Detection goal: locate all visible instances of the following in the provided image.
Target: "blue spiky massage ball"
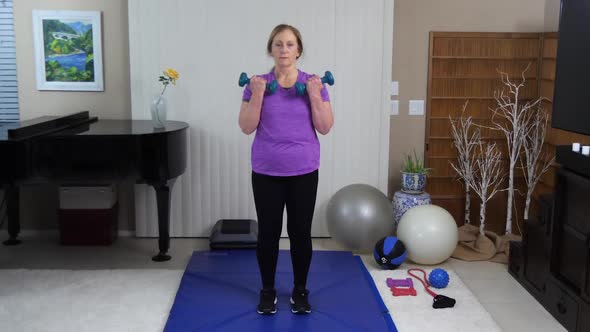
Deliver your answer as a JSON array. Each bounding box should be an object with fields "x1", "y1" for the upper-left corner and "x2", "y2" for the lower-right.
[{"x1": 428, "y1": 268, "x2": 450, "y2": 289}]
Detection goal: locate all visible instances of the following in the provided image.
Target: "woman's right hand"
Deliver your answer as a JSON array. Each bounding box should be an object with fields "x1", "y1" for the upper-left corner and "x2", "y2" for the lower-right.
[{"x1": 249, "y1": 76, "x2": 267, "y2": 97}]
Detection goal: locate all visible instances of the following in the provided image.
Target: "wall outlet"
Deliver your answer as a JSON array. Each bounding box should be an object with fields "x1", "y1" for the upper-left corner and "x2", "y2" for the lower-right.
[
  {"x1": 409, "y1": 100, "x2": 424, "y2": 115},
  {"x1": 390, "y1": 100, "x2": 399, "y2": 115}
]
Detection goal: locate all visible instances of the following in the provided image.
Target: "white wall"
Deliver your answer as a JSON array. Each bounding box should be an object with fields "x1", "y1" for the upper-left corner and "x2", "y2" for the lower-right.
[
  {"x1": 129, "y1": 0, "x2": 393, "y2": 237},
  {"x1": 545, "y1": 0, "x2": 561, "y2": 31},
  {"x1": 389, "y1": 0, "x2": 547, "y2": 195},
  {"x1": 14, "y1": 0, "x2": 130, "y2": 120},
  {"x1": 9, "y1": 0, "x2": 551, "y2": 232},
  {"x1": 13, "y1": 0, "x2": 134, "y2": 231}
]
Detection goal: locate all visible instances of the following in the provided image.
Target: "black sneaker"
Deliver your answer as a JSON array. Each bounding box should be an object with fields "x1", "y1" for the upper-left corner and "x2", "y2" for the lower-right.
[
  {"x1": 290, "y1": 288, "x2": 311, "y2": 314},
  {"x1": 257, "y1": 288, "x2": 277, "y2": 315}
]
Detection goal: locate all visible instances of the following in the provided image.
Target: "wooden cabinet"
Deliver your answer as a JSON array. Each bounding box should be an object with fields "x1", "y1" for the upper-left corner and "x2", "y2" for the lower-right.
[
  {"x1": 510, "y1": 147, "x2": 590, "y2": 332},
  {"x1": 509, "y1": 196, "x2": 552, "y2": 303},
  {"x1": 523, "y1": 218, "x2": 551, "y2": 294},
  {"x1": 545, "y1": 277, "x2": 580, "y2": 332}
]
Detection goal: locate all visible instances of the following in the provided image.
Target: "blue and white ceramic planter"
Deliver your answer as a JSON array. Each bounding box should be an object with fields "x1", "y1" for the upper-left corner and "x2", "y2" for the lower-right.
[
  {"x1": 401, "y1": 172, "x2": 427, "y2": 194},
  {"x1": 392, "y1": 190, "x2": 432, "y2": 230}
]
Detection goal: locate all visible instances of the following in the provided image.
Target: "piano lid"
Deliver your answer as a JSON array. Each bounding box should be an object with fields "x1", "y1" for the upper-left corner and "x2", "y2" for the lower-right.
[
  {"x1": 46, "y1": 119, "x2": 189, "y2": 137},
  {"x1": 0, "y1": 111, "x2": 97, "y2": 141},
  {"x1": 0, "y1": 112, "x2": 188, "y2": 140}
]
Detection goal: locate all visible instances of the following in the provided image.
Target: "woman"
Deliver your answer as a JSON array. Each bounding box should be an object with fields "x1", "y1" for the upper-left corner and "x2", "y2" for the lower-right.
[{"x1": 239, "y1": 24, "x2": 334, "y2": 315}]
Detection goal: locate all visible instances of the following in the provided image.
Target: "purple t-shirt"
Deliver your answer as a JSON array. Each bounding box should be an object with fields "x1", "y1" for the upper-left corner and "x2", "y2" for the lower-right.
[{"x1": 242, "y1": 69, "x2": 330, "y2": 176}]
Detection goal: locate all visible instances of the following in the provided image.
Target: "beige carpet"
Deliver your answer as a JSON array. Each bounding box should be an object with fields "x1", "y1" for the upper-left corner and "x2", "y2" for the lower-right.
[{"x1": 0, "y1": 260, "x2": 501, "y2": 332}]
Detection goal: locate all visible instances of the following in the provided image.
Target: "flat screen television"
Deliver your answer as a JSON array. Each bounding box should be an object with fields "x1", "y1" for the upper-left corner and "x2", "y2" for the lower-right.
[{"x1": 552, "y1": 0, "x2": 590, "y2": 136}]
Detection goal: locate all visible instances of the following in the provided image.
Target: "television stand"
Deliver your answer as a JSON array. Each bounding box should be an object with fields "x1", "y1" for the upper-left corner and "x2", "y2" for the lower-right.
[{"x1": 509, "y1": 145, "x2": 590, "y2": 332}]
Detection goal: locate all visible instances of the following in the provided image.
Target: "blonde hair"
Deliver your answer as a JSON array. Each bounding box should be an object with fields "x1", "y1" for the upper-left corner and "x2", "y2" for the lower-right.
[{"x1": 266, "y1": 24, "x2": 303, "y2": 59}]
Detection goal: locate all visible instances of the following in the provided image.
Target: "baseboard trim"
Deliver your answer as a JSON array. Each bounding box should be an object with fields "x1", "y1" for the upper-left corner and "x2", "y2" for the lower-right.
[
  {"x1": 12, "y1": 231, "x2": 331, "y2": 239},
  {"x1": 17, "y1": 229, "x2": 136, "y2": 237}
]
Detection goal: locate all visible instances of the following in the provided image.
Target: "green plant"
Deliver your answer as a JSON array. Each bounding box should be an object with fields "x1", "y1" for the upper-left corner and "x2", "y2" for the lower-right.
[{"x1": 401, "y1": 150, "x2": 431, "y2": 174}]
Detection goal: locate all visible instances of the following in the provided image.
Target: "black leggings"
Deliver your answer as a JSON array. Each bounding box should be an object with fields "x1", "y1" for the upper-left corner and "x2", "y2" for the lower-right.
[{"x1": 252, "y1": 170, "x2": 318, "y2": 290}]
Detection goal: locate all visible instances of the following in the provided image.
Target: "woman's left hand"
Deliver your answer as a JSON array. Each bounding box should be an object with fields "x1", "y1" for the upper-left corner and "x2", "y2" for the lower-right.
[{"x1": 306, "y1": 76, "x2": 324, "y2": 98}]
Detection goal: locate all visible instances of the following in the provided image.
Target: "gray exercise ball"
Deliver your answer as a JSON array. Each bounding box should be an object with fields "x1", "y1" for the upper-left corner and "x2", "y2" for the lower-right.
[{"x1": 326, "y1": 183, "x2": 394, "y2": 253}]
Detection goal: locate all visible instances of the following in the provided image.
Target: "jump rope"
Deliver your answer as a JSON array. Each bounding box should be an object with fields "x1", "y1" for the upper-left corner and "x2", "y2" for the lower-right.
[{"x1": 407, "y1": 268, "x2": 456, "y2": 309}]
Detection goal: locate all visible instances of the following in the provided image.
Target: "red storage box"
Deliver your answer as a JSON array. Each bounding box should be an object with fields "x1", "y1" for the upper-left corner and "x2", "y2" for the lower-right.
[{"x1": 58, "y1": 185, "x2": 118, "y2": 246}]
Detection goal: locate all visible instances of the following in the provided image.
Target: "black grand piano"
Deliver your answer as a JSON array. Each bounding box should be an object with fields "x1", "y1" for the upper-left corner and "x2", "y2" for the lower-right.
[{"x1": 0, "y1": 111, "x2": 188, "y2": 261}]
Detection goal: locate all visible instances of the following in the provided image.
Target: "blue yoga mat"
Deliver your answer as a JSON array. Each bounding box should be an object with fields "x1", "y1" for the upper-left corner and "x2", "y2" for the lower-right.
[{"x1": 165, "y1": 250, "x2": 396, "y2": 332}]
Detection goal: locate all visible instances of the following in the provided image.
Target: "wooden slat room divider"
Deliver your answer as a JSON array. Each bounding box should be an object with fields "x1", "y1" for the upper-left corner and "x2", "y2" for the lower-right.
[
  {"x1": 426, "y1": 31, "x2": 590, "y2": 235},
  {"x1": 425, "y1": 32, "x2": 541, "y2": 235}
]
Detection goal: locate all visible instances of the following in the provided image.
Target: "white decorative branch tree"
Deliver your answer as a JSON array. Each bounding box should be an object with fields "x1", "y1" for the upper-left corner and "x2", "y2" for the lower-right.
[
  {"x1": 491, "y1": 64, "x2": 542, "y2": 234},
  {"x1": 458, "y1": 141, "x2": 505, "y2": 235},
  {"x1": 449, "y1": 102, "x2": 481, "y2": 225},
  {"x1": 521, "y1": 109, "x2": 555, "y2": 220}
]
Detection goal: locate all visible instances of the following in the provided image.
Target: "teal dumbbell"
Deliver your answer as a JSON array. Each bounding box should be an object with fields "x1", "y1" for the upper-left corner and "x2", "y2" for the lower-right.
[
  {"x1": 295, "y1": 71, "x2": 335, "y2": 96},
  {"x1": 238, "y1": 72, "x2": 278, "y2": 94}
]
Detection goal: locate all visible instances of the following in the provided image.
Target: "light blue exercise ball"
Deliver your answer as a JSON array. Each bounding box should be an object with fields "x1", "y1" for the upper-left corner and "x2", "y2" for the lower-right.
[{"x1": 326, "y1": 184, "x2": 394, "y2": 253}]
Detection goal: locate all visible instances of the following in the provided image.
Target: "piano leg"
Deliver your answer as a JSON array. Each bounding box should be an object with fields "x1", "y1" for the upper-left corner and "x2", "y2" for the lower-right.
[
  {"x1": 3, "y1": 184, "x2": 22, "y2": 245},
  {"x1": 150, "y1": 179, "x2": 176, "y2": 261}
]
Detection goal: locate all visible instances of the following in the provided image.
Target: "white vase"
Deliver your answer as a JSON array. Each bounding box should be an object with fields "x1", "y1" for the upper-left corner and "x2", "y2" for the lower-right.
[{"x1": 150, "y1": 95, "x2": 167, "y2": 128}]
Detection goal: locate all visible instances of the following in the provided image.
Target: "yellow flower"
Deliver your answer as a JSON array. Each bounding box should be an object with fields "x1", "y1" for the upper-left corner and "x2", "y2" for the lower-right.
[
  {"x1": 158, "y1": 67, "x2": 180, "y2": 96},
  {"x1": 164, "y1": 68, "x2": 179, "y2": 84}
]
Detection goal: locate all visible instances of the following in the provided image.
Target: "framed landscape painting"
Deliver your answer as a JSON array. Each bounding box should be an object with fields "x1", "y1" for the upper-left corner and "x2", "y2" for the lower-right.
[{"x1": 32, "y1": 10, "x2": 103, "y2": 91}]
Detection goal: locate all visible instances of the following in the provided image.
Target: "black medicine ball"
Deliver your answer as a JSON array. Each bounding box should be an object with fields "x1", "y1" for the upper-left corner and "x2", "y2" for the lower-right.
[{"x1": 373, "y1": 236, "x2": 407, "y2": 269}]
